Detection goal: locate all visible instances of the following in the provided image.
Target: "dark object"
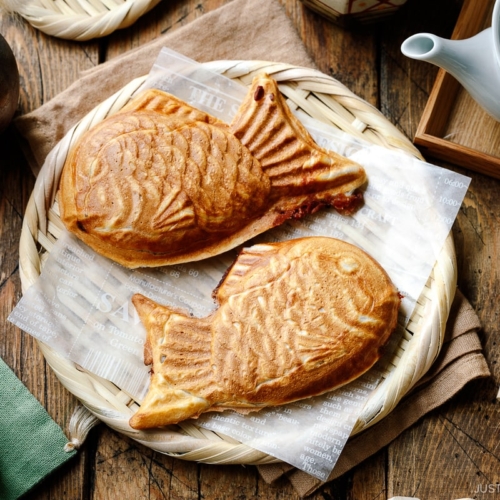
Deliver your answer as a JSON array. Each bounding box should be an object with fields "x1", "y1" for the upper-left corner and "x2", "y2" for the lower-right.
[{"x1": 0, "y1": 33, "x2": 19, "y2": 133}]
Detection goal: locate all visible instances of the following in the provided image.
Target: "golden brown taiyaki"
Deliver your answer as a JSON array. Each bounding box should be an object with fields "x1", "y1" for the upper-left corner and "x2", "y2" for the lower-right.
[
  {"x1": 129, "y1": 237, "x2": 400, "y2": 430},
  {"x1": 60, "y1": 74, "x2": 367, "y2": 268}
]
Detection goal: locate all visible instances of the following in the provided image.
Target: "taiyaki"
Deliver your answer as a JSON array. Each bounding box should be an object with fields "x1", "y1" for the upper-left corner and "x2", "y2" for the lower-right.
[
  {"x1": 129, "y1": 237, "x2": 400, "y2": 430},
  {"x1": 59, "y1": 74, "x2": 367, "y2": 268}
]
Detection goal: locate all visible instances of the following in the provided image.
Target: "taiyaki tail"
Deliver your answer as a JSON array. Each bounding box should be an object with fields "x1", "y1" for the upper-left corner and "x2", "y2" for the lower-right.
[
  {"x1": 130, "y1": 294, "x2": 215, "y2": 430},
  {"x1": 230, "y1": 74, "x2": 367, "y2": 210}
]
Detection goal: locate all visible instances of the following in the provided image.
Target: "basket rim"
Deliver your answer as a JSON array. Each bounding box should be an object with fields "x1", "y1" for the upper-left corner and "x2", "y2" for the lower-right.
[
  {"x1": 2, "y1": 0, "x2": 162, "y2": 40},
  {"x1": 18, "y1": 60, "x2": 457, "y2": 466}
]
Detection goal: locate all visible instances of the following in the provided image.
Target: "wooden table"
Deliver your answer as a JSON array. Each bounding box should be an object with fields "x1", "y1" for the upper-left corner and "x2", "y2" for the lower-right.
[{"x1": 1, "y1": 0, "x2": 499, "y2": 498}]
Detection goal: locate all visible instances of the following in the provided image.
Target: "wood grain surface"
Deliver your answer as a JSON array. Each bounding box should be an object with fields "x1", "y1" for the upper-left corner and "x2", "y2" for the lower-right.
[{"x1": 1, "y1": 0, "x2": 499, "y2": 499}]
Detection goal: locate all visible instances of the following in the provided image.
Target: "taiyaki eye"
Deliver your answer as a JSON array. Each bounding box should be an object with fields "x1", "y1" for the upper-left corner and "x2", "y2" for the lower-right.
[{"x1": 254, "y1": 85, "x2": 265, "y2": 101}]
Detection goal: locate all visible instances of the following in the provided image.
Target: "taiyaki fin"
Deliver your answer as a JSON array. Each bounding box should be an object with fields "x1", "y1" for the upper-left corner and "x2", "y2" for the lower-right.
[
  {"x1": 230, "y1": 74, "x2": 367, "y2": 206},
  {"x1": 215, "y1": 243, "x2": 285, "y2": 301},
  {"x1": 121, "y1": 88, "x2": 227, "y2": 129}
]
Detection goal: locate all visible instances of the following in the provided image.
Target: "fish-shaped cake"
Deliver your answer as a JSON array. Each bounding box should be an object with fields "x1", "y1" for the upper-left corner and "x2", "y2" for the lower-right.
[
  {"x1": 129, "y1": 236, "x2": 400, "y2": 430},
  {"x1": 60, "y1": 74, "x2": 367, "y2": 268}
]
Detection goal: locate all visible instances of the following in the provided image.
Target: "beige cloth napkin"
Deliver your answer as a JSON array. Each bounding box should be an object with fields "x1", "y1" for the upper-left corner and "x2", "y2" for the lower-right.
[{"x1": 14, "y1": 0, "x2": 490, "y2": 496}]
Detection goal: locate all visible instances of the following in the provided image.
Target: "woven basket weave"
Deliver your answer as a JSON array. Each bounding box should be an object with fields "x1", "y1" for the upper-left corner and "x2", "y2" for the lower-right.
[
  {"x1": 19, "y1": 61, "x2": 457, "y2": 464},
  {"x1": 0, "y1": 0, "x2": 161, "y2": 40}
]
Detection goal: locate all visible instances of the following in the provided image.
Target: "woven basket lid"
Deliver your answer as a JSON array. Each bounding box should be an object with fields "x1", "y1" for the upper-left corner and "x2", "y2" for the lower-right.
[{"x1": 0, "y1": 0, "x2": 162, "y2": 40}]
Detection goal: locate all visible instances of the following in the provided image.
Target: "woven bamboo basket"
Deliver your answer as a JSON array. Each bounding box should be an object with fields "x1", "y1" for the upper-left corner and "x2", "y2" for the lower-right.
[
  {"x1": 18, "y1": 61, "x2": 457, "y2": 464},
  {"x1": 0, "y1": 0, "x2": 161, "y2": 40}
]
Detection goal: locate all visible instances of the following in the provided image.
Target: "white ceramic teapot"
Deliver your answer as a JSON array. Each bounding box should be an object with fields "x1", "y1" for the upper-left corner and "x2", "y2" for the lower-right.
[{"x1": 401, "y1": 0, "x2": 500, "y2": 122}]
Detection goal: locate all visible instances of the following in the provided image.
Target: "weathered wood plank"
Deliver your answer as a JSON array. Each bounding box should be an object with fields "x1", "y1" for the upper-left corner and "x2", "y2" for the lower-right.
[
  {"x1": 378, "y1": 0, "x2": 462, "y2": 141},
  {"x1": 1, "y1": 14, "x2": 100, "y2": 114},
  {"x1": 0, "y1": 9, "x2": 99, "y2": 500},
  {"x1": 280, "y1": 0, "x2": 379, "y2": 107},
  {"x1": 350, "y1": 449, "x2": 387, "y2": 500}
]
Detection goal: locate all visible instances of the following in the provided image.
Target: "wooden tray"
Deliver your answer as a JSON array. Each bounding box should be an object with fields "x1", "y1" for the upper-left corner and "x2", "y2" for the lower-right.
[{"x1": 413, "y1": 0, "x2": 500, "y2": 179}]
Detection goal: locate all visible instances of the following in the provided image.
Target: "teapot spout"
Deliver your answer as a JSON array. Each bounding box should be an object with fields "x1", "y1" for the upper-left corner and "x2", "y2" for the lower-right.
[
  {"x1": 401, "y1": 33, "x2": 450, "y2": 66},
  {"x1": 401, "y1": 29, "x2": 500, "y2": 122}
]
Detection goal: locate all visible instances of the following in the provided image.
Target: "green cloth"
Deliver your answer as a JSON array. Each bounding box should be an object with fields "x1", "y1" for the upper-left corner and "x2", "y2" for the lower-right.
[{"x1": 0, "y1": 356, "x2": 76, "y2": 499}]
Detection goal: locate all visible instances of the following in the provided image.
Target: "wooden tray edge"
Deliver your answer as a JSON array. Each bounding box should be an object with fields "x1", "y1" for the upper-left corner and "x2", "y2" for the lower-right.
[{"x1": 413, "y1": 0, "x2": 500, "y2": 179}]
